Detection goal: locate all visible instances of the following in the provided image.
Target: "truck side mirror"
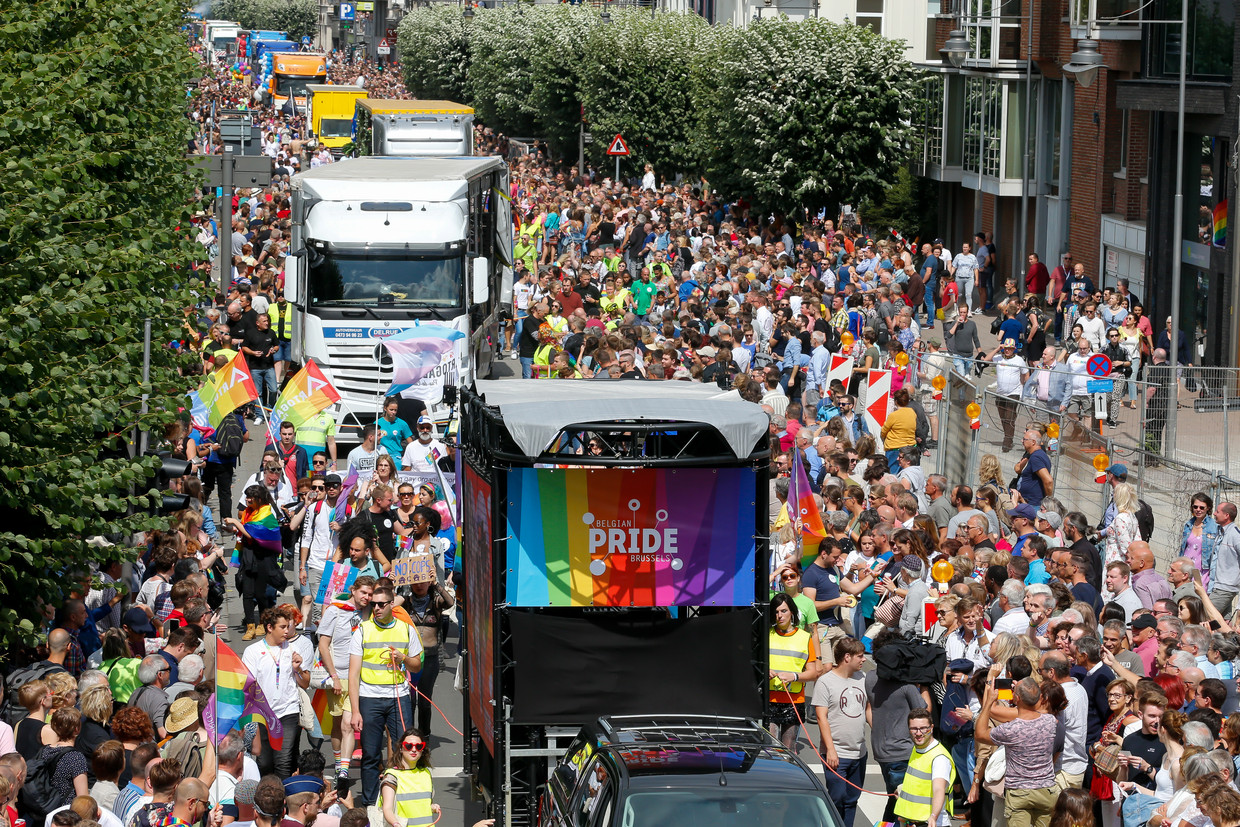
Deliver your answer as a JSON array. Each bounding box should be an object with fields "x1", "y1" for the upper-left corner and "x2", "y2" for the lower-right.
[
  {"x1": 472, "y1": 256, "x2": 489, "y2": 305},
  {"x1": 285, "y1": 254, "x2": 301, "y2": 303}
]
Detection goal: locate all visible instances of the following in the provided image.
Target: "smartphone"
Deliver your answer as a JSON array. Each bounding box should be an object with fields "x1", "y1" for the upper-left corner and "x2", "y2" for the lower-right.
[{"x1": 995, "y1": 677, "x2": 1014, "y2": 702}]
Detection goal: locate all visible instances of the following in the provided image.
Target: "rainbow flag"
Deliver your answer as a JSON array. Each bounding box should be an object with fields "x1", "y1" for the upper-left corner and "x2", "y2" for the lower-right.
[
  {"x1": 268, "y1": 359, "x2": 341, "y2": 434},
  {"x1": 1214, "y1": 201, "x2": 1228, "y2": 248},
  {"x1": 790, "y1": 452, "x2": 827, "y2": 570},
  {"x1": 196, "y1": 352, "x2": 259, "y2": 428},
  {"x1": 241, "y1": 504, "x2": 283, "y2": 555},
  {"x1": 308, "y1": 687, "x2": 333, "y2": 740},
  {"x1": 204, "y1": 640, "x2": 284, "y2": 749}
]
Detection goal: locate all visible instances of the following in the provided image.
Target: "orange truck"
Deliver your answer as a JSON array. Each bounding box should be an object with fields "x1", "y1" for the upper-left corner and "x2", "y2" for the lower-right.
[{"x1": 264, "y1": 52, "x2": 327, "y2": 111}]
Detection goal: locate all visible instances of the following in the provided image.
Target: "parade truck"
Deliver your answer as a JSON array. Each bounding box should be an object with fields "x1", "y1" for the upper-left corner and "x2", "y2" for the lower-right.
[
  {"x1": 203, "y1": 20, "x2": 241, "y2": 63},
  {"x1": 353, "y1": 99, "x2": 475, "y2": 157},
  {"x1": 285, "y1": 156, "x2": 512, "y2": 438},
  {"x1": 459, "y1": 380, "x2": 784, "y2": 827},
  {"x1": 263, "y1": 52, "x2": 327, "y2": 111},
  {"x1": 250, "y1": 36, "x2": 298, "y2": 68},
  {"x1": 307, "y1": 85, "x2": 368, "y2": 155}
]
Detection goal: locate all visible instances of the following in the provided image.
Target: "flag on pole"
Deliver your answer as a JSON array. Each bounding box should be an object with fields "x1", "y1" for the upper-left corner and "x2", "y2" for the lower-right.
[
  {"x1": 205, "y1": 640, "x2": 284, "y2": 749},
  {"x1": 378, "y1": 324, "x2": 466, "y2": 396},
  {"x1": 790, "y1": 452, "x2": 827, "y2": 570},
  {"x1": 196, "y1": 352, "x2": 259, "y2": 427},
  {"x1": 240, "y1": 503, "x2": 283, "y2": 555},
  {"x1": 308, "y1": 688, "x2": 333, "y2": 741},
  {"x1": 1214, "y1": 201, "x2": 1228, "y2": 248},
  {"x1": 268, "y1": 359, "x2": 341, "y2": 434},
  {"x1": 865, "y1": 369, "x2": 892, "y2": 436}
]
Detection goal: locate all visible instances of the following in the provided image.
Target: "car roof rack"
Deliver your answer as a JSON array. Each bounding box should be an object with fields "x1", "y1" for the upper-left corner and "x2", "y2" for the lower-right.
[{"x1": 596, "y1": 715, "x2": 778, "y2": 747}]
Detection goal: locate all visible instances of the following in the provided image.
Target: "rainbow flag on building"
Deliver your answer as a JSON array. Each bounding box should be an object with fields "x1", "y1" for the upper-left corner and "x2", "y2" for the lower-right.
[
  {"x1": 196, "y1": 352, "x2": 259, "y2": 428},
  {"x1": 1214, "y1": 201, "x2": 1228, "y2": 248},
  {"x1": 204, "y1": 640, "x2": 284, "y2": 749},
  {"x1": 268, "y1": 359, "x2": 340, "y2": 434},
  {"x1": 241, "y1": 503, "x2": 283, "y2": 555},
  {"x1": 790, "y1": 453, "x2": 827, "y2": 570}
]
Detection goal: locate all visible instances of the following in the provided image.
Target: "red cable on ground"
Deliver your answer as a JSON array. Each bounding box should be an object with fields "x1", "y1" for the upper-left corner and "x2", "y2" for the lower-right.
[
  {"x1": 390, "y1": 658, "x2": 465, "y2": 737},
  {"x1": 773, "y1": 676, "x2": 897, "y2": 798}
]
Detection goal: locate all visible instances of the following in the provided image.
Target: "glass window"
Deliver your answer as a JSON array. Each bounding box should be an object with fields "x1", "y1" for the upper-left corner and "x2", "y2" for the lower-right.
[
  {"x1": 1146, "y1": 0, "x2": 1234, "y2": 81},
  {"x1": 1006, "y1": 81, "x2": 1029, "y2": 180},
  {"x1": 308, "y1": 250, "x2": 464, "y2": 308},
  {"x1": 964, "y1": 76, "x2": 984, "y2": 174},
  {"x1": 620, "y1": 791, "x2": 835, "y2": 826},
  {"x1": 946, "y1": 74, "x2": 965, "y2": 167},
  {"x1": 920, "y1": 76, "x2": 946, "y2": 168},
  {"x1": 982, "y1": 79, "x2": 1002, "y2": 178}
]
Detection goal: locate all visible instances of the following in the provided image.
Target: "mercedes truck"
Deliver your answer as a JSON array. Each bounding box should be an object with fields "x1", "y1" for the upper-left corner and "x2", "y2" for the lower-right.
[{"x1": 286, "y1": 156, "x2": 513, "y2": 438}]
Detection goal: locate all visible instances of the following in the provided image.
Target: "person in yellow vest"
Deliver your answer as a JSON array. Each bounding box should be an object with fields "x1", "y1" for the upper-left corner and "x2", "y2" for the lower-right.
[
  {"x1": 268, "y1": 292, "x2": 294, "y2": 382},
  {"x1": 768, "y1": 593, "x2": 820, "y2": 751},
  {"x1": 380, "y1": 726, "x2": 440, "y2": 827},
  {"x1": 349, "y1": 580, "x2": 423, "y2": 808},
  {"x1": 893, "y1": 708, "x2": 954, "y2": 827}
]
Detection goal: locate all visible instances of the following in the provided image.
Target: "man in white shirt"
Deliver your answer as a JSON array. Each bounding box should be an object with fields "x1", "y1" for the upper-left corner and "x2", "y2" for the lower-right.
[
  {"x1": 318, "y1": 576, "x2": 374, "y2": 788},
  {"x1": 990, "y1": 339, "x2": 1029, "y2": 453},
  {"x1": 236, "y1": 461, "x2": 295, "y2": 513},
  {"x1": 949, "y1": 242, "x2": 980, "y2": 315},
  {"x1": 345, "y1": 424, "x2": 387, "y2": 477},
  {"x1": 992, "y1": 579, "x2": 1032, "y2": 636},
  {"x1": 298, "y1": 474, "x2": 345, "y2": 625},
  {"x1": 1062, "y1": 337, "x2": 1093, "y2": 429},
  {"x1": 209, "y1": 730, "x2": 246, "y2": 809},
  {"x1": 1041, "y1": 651, "x2": 1089, "y2": 790},
  {"x1": 510, "y1": 267, "x2": 535, "y2": 360},
  {"x1": 401, "y1": 415, "x2": 451, "y2": 473},
  {"x1": 1078, "y1": 302, "x2": 1107, "y2": 353},
  {"x1": 1104, "y1": 561, "x2": 1145, "y2": 620},
  {"x1": 241, "y1": 610, "x2": 309, "y2": 777}
]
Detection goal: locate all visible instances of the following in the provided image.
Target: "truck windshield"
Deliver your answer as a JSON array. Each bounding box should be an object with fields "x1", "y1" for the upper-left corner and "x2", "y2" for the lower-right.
[
  {"x1": 620, "y1": 792, "x2": 834, "y2": 826},
  {"x1": 319, "y1": 118, "x2": 354, "y2": 138},
  {"x1": 309, "y1": 250, "x2": 463, "y2": 308},
  {"x1": 275, "y1": 74, "x2": 326, "y2": 99},
  {"x1": 212, "y1": 36, "x2": 234, "y2": 52}
]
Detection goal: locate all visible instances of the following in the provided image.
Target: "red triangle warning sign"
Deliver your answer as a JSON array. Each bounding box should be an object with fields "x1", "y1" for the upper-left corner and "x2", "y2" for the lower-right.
[{"x1": 606, "y1": 134, "x2": 630, "y2": 156}]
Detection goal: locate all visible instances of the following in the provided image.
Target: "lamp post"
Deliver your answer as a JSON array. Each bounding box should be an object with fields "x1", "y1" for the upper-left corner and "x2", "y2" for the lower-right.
[
  {"x1": 940, "y1": 29, "x2": 970, "y2": 69},
  {"x1": 1064, "y1": 1, "x2": 1187, "y2": 450}
]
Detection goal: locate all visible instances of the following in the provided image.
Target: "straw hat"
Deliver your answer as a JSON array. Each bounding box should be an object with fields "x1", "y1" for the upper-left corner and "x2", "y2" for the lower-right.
[{"x1": 165, "y1": 697, "x2": 199, "y2": 734}]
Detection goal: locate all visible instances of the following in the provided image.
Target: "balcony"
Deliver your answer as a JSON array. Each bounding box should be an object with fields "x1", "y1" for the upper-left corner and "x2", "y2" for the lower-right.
[{"x1": 1070, "y1": 0, "x2": 1144, "y2": 40}]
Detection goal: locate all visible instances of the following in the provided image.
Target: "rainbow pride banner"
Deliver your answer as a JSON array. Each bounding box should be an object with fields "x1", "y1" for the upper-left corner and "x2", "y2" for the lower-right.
[
  {"x1": 197, "y1": 352, "x2": 259, "y2": 427},
  {"x1": 505, "y1": 468, "x2": 756, "y2": 607}
]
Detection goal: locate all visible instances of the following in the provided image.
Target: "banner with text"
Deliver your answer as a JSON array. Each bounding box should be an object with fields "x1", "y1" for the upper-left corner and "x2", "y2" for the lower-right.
[{"x1": 505, "y1": 467, "x2": 756, "y2": 607}]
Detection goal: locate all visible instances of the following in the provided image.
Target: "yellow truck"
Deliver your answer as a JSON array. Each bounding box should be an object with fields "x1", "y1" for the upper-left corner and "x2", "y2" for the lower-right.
[
  {"x1": 353, "y1": 99, "x2": 475, "y2": 156},
  {"x1": 264, "y1": 52, "x2": 327, "y2": 111},
  {"x1": 306, "y1": 85, "x2": 368, "y2": 154}
]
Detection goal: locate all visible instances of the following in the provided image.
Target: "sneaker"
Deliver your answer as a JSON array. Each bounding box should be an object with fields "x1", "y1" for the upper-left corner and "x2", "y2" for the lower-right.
[
  {"x1": 252, "y1": 415, "x2": 264, "y2": 424},
  {"x1": 510, "y1": 352, "x2": 519, "y2": 360}
]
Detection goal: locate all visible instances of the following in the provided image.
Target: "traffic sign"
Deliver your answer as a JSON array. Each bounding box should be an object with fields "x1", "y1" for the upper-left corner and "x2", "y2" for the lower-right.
[
  {"x1": 357, "y1": 1, "x2": 374, "y2": 10},
  {"x1": 606, "y1": 134, "x2": 630, "y2": 156},
  {"x1": 377, "y1": 38, "x2": 390, "y2": 54},
  {"x1": 1086, "y1": 353, "x2": 1112, "y2": 377},
  {"x1": 338, "y1": 2, "x2": 355, "y2": 20},
  {"x1": 1087, "y1": 379, "x2": 1114, "y2": 393}
]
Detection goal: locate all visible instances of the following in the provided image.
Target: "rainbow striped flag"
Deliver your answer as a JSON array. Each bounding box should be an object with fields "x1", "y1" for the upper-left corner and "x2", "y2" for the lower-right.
[
  {"x1": 241, "y1": 504, "x2": 283, "y2": 555},
  {"x1": 1214, "y1": 201, "x2": 1228, "y2": 248},
  {"x1": 268, "y1": 359, "x2": 340, "y2": 434},
  {"x1": 790, "y1": 453, "x2": 827, "y2": 570},
  {"x1": 204, "y1": 639, "x2": 284, "y2": 749},
  {"x1": 196, "y1": 352, "x2": 259, "y2": 428},
  {"x1": 308, "y1": 687, "x2": 333, "y2": 740}
]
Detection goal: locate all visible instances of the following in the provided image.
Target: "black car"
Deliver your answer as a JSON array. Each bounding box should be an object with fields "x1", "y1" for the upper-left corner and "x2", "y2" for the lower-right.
[{"x1": 539, "y1": 715, "x2": 842, "y2": 827}]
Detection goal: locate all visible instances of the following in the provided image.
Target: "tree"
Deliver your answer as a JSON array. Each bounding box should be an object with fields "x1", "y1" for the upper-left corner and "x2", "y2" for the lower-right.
[
  {"x1": 464, "y1": 6, "x2": 541, "y2": 140},
  {"x1": 397, "y1": 4, "x2": 469, "y2": 102},
  {"x1": 210, "y1": 0, "x2": 319, "y2": 42},
  {"x1": 700, "y1": 17, "x2": 922, "y2": 213},
  {"x1": 0, "y1": 0, "x2": 201, "y2": 646},
  {"x1": 578, "y1": 9, "x2": 720, "y2": 178},
  {"x1": 861, "y1": 167, "x2": 940, "y2": 246}
]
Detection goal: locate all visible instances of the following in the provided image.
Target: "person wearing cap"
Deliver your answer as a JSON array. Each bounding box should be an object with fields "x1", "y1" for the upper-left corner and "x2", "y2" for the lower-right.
[
  {"x1": 1130, "y1": 613, "x2": 1161, "y2": 674},
  {"x1": 401, "y1": 416, "x2": 449, "y2": 474},
  {"x1": 1007, "y1": 504, "x2": 1039, "y2": 558},
  {"x1": 896, "y1": 555, "x2": 930, "y2": 635},
  {"x1": 989, "y1": 338, "x2": 1029, "y2": 453},
  {"x1": 1035, "y1": 509, "x2": 1064, "y2": 546},
  {"x1": 123, "y1": 607, "x2": 157, "y2": 659}
]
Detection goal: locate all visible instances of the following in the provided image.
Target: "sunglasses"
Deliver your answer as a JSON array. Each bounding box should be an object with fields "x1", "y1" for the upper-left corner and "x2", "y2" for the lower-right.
[
  {"x1": 402, "y1": 742, "x2": 425, "y2": 752},
  {"x1": 400, "y1": 491, "x2": 416, "y2": 497},
  {"x1": 371, "y1": 600, "x2": 393, "y2": 609},
  {"x1": 311, "y1": 486, "x2": 326, "y2": 491}
]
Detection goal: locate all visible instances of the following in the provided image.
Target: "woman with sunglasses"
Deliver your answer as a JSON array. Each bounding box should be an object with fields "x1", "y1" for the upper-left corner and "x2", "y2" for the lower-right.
[
  {"x1": 1180, "y1": 492, "x2": 1219, "y2": 589},
  {"x1": 767, "y1": 593, "x2": 820, "y2": 751},
  {"x1": 381, "y1": 727, "x2": 440, "y2": 827}
]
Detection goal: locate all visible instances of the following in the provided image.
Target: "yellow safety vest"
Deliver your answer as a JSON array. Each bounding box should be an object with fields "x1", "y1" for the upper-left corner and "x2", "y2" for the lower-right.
[
  {"x1": 893, "y1": 740, "x2": 955, "y2": 824},
  {"x1": 359, "y1": 617, "x2": 411, "y2": 686},
  {"x1": 382, "y1": 766, "x2": 434, "y2": 826},
  {"x1": 269, "y1": 301, "x2": 292, "y2": 342},
  {"x1": 768, "y1": 627, "x2": 810, "y2": 696}
]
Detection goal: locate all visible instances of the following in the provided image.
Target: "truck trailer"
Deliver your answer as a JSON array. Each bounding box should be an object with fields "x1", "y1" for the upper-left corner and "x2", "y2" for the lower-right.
[{"x1": 354, "y1": 99, "x2": 475, "y2": 157}]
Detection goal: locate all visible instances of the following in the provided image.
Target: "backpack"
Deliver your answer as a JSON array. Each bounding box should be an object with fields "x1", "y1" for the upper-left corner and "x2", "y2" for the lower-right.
[
  {"x1": 939, "y1": 678, "x2": 975, "y2": 738},
  {"x1": 214, "y1": 415, "x2": 245, "y2": 460},
  {"x1": 1136, "y1": 499, "x2": 1154, "y2": 543},
  {"x1": 18, "y1": 746, "x2": 74, "y2": 822},
  {"x1": 162, "y1": 731, "x2": 204, "y2": 780},
  {"x1": 1, "y1": 662, "x2": 65, "y2": 725}
]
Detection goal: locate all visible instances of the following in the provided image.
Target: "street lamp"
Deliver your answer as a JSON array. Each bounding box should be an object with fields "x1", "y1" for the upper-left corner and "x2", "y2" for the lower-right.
[
  {"x1": 462, "y1": 4, "x2": 474, "y2": 21},
  {"x1": 940, "y1": 29, "x2": 971, "y2": 69},
  {"x1": 1062, "y1": 38, "x2": 1105, "y2": 88}
]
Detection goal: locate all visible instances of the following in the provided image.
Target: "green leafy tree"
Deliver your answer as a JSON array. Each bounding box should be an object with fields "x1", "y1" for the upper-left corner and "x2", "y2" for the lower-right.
[
  {"x1": 211, "y1": 0, "x2": 319, "y2": 43},
  {"x1": 397, "y1": 4, "x2": 469, "y2": 102},
  {"x1": 521, "y1": 5, "x2": 593, "y2": 162},
  {"x1": 861, "y1": 167, "x2": 940, "y2": 245},
  {"x1": 578, "y1": 9, "x2": 719, "y2": 177},
  {"x1": 700, "y1": 17, "x2": 922, "y2": 213},
  {"x1": 0, "y1": 0, "x2": 201, "y2": 645},
  {"x1": 464, "y1": 6, "x2": 541, "y2": 139}
]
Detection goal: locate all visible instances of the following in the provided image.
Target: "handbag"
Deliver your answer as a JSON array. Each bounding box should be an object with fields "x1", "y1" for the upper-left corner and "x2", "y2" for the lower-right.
[
  {"x1": 298, "y1": 686, "x2": 316, "y2": 732},
  {"x1": 873, "y1": 592, "x2": 906, "y2": 627},
  {"x1": 982, "y1": 745, "x2": 1006, "y2": 797},
  {"x1": 1094, "y1": 742, "x2": 1123, "y2": 779},
  {"x1": 990, "y1": 317, "x2": 1002, "y2": 335}
]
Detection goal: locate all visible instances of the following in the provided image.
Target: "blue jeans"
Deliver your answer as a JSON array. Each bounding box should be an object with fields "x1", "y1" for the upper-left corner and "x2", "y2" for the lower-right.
[
  {"x1": 952, "y1": 355, "x2": 970, "y2": 377},
  {"x1": 877, "y1": 760, "x2": 907, "y2": 822},
  {"x1": 358, "y1": 692, "x2": 414, "y2": 806},
  {"x1": 950, "y1": 735, "x2": 976, "y2": 790},
  {"x1": 520, "y1": 356, "x2": 534, "y2": 379},
  {"x1": 824, "y1": 755, "x2": 866, "y2": 827},
  {"x1": 885, "y1": 448, "x2": 901, "y2": 468},
  {"x1": 956, "y1": 274, "x2": 975, "y2": 312},
  {"x1": 1122, "y1": 792, "x2": 1163, "y2": 827},
  {"x1": 924, "y1": 283, "x2": 937, "y2": 326},
  {"x1": 252, "y1": 367, "x2": 277, "y2": 410}
]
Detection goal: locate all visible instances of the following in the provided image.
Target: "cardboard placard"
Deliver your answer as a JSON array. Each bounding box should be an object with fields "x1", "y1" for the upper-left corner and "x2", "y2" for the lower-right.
[{"x1": 390, "y1": 551, "x2": 436, "y2": 586}]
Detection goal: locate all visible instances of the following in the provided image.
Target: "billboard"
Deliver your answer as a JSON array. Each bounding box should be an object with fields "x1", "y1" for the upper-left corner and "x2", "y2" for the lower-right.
[
  {"x1": 505, "y1": 467, "x2": 756, "y2": 607},
  {"x1": 464, "y1": 464, "x2": 495, "y2": 754}
]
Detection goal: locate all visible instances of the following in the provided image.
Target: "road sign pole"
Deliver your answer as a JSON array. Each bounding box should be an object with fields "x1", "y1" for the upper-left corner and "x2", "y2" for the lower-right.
[
  {"x1": 220, "y1": 145, "x2": 233, "y2": 299},
  {"x1": 615, "y1": 156, "x2": 619, "y2": 184}
]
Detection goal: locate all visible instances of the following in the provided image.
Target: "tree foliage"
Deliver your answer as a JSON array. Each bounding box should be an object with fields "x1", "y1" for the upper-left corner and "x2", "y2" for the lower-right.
[
  {"x1": 701, "y1": 17, "x2": 921, "y2": 213},
  {"x1": 0, "y1": 0, "x2": 201, "y2": 645},
  {"x1": 210, "y1": 0, "x2": 319, "y2": 42},
  {"x1": 396, "y1": 3, "x2": 469, "y2": 102}
]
